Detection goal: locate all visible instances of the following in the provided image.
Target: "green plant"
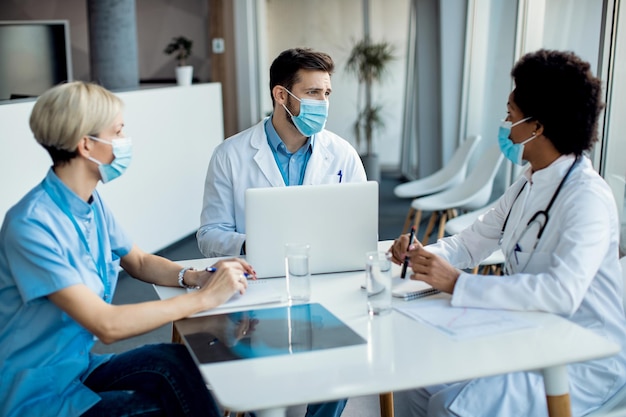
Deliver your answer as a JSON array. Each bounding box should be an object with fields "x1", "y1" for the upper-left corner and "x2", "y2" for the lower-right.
[
  {"x1": 164, "y1": 36, "x2": 193, "y2": 66},
  {"x1": 345, "y1": 39, "x2": 395, "y2": 156}
]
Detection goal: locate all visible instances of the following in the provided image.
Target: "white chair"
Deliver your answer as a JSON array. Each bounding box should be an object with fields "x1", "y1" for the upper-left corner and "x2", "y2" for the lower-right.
[
  {"x1": 395, "y1": 135, "x2": 482, "y2": 234},
  {"x1": 410, "y1": 144, "x2": 504, "y2": 245},
  {"x1": 444, "y1": 203, "x2": 504, "y2": 275},
  {"x1": 586, "y1": 256, "x2": 626, "y2": 417}
]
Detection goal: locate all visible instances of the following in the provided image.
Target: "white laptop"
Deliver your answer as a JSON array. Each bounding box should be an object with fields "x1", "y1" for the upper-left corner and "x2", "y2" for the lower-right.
[{"x1": 245, "y1": 181, "x2": 379, "y2": 278}]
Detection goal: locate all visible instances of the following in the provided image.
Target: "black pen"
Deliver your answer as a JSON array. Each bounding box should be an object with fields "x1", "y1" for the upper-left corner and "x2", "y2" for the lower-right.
[{"x1": 401, "y1": 225, "x2": 416, "y2": 279}]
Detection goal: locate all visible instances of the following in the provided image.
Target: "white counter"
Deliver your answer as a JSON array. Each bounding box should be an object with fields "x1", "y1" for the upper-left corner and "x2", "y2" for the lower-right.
[{"x1": 0, "y1": 83, "x2": 224, "y2": 253}]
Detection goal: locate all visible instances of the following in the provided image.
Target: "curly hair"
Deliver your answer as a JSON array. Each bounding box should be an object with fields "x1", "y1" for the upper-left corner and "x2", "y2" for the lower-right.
[
  {"x1": 269, "y1": 48, "x2": 334, "y2": 106},
  {"x1": 511, "y1": 49, "x2": 604, "y2": 156}
]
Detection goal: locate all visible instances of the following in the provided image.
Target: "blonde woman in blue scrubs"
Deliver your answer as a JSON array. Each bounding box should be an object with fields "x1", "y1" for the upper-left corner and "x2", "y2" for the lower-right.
[{"x1": 0, "y1": 81, "x2": 255, "y2": 417}]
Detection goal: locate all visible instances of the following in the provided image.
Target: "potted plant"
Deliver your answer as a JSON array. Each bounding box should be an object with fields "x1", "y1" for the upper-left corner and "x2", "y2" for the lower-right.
[
  {"x1": 345, "y1": 39, "x2": 395, "y2": 181},
  {"x1": 164, "y1": 36, "x2": 193, "y2": 86}
]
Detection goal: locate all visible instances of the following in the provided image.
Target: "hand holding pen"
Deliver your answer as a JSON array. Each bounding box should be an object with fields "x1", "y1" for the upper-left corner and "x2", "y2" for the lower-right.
[
  {"x1": 206, "y1": 267, "x2": 253, "y2": 279},
  {"x1": 401, "y1": 226, "x2": 416, "y2": 278}
]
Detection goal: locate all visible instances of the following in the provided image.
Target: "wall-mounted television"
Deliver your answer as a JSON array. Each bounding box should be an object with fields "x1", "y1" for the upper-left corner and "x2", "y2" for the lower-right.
[{"x1": 0, "y1": 20, "x2": 73, "y2": 100}]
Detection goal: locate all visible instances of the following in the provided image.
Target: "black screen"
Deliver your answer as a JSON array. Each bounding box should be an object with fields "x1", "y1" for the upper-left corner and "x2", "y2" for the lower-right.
[{"x1": 0, "y1": 21, "x2": 72, "y2": 100}]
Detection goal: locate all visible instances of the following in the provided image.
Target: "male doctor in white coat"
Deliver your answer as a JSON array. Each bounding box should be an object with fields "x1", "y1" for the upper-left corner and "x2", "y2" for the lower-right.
[
  {"x1": 197, "y1": 48, "x2": 366, "y2": 259},
  {"x1": 196, "y1": 48, "x2": 365, "y2": 417}
]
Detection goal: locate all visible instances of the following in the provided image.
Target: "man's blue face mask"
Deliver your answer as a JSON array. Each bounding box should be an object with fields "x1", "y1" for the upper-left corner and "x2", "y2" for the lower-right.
[
  {"x1": 498, "y1": 117, "x2": 536, "y2": 165},
  {"x1": 281, "y1": 87, "x2": 329, "y2": 137}
]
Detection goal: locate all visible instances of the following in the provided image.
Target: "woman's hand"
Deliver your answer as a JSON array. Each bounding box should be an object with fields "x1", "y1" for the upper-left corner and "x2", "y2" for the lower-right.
[
  {"x1": 197, "y1": 259, "x2": 253, "y2": 308},
  {"x1": 183, "y1": 258, "x2": 256, "y2": 289},
  {"x1": 388, "y1": 233, "x2": 423, "y2": 265},
  {"x1": 408, "y1": 247, "x2": 460, "y2": 294}
]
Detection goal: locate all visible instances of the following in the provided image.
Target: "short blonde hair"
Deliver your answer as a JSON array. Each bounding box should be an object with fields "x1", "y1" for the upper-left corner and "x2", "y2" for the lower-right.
[{"x1": 29, "y1": 81, "x2": 123, "y2": 160}]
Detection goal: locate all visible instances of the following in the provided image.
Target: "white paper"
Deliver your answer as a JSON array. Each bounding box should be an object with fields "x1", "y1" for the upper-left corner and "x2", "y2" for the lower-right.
[
  {"x1": 394, "y1": 298, "x2": 535, "y2": 339},
  {"x1": 188, "y1": 278, "x2": 287, "y2": 316}
]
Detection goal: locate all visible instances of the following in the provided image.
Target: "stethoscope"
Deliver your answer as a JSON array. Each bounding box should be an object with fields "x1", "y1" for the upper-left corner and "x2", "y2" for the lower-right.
[{"x1": 500, "y1": 156, "x2": 580, "y2": 274}]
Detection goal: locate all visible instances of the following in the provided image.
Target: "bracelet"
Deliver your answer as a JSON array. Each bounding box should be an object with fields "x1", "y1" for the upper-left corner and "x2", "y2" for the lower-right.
[{"x1": 177, "y1": 267, "x2": 199, "y2": 289}]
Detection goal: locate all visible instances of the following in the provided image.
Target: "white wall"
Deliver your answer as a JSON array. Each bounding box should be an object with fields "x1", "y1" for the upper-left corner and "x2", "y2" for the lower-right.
[
  {"x1": 0, "y1": 0, "x2": 212, "y2": 83},
  {"x1": 263, "y1": 0, "x2": 409, "y2": 169},
  {"x1": 0, "y1": 84, "x2": 224, "y2": 253}
]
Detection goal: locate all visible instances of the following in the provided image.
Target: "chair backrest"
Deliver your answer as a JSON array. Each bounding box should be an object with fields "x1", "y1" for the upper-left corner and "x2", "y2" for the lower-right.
[
  {"x1": 412, "y1": 144, "x2": 504, "y2": 212},
  {"x1": 444, "y1": 202, "x2": 495, "y2": 235},
  {"x1": 394, "y1": 135, "x2": 482, "y2": 198}
]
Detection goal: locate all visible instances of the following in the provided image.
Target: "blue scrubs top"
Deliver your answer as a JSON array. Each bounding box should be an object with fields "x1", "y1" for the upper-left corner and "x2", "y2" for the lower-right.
[{"x1": 0, "y1": 169, "x2": 133, "y2": 417}]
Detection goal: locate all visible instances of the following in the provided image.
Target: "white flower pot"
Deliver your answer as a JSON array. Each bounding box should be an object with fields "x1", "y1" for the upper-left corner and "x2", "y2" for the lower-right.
[{"x1": 175, "y1": 65, "x2": 193, "y2": 86}]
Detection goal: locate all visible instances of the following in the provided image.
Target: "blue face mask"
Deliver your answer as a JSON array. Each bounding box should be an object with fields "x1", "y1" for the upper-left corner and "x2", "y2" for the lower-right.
[
  {"x1": 87, "y1": 136, "x2": 133, "y2": 183},
  {"x1": 282, "y1": 87, "x2": 329, "y2": 137},
  {"x1": 498, "y1": 117, "x2": 536, "y2": 165}
]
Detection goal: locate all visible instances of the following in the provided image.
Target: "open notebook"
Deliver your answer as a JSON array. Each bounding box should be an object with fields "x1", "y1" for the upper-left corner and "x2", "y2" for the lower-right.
[
  {"x1": 391, "y1": 277, "x2": 440, "y2": 300},
  {"x1": 245, "y1": 181, "x2": 379, "y2": 278}
]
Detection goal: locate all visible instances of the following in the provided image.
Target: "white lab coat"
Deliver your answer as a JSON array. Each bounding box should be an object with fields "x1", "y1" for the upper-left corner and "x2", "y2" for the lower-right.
[
  {"x1": 197, "y1": 118, "x2": 367, "y2": 257},
  {"x1": 402, "y1": 155, "x2": 626, "y2": 416}
]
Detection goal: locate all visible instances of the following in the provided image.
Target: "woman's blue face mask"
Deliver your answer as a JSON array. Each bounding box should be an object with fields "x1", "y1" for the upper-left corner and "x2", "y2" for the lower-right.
[
  {"x1": 498, "y1": 116, "x2": 536, "y2": 165},
  {"x1": 87, "y1": 136, "x2": 133, "y2": 183},
  {"x1": 281, "y1": 87, "x2": 329, "y2": 137}
]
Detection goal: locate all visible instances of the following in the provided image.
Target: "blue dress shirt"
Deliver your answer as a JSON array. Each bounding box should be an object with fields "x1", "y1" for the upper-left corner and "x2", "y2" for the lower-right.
[{"x1": 265, "y1": 117, "x2": 313, "y2": 186}]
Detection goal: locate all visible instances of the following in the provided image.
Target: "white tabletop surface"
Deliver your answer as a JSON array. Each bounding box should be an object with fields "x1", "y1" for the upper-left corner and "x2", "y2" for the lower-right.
[{"x1": 154, "y1": 242, "x2": 620, "y2": 414}]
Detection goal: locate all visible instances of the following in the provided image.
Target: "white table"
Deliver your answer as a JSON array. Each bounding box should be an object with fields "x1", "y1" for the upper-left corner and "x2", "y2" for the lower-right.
[{"x1": 154, "y1": 243, "x2": 619, "y2": 417}]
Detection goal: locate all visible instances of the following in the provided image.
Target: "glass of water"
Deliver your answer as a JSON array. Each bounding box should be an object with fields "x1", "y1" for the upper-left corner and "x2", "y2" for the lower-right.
[
  {"x1": 285, "y1": 243, "x2": 311, "y2": 303},
  {"x1": 365, "y1": 251, "x2": 392, "y2": 315}
]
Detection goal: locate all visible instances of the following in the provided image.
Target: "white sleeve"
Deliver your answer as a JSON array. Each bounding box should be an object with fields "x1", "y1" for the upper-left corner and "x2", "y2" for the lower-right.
[
  {"x1": 450, "y1": 183, "x2": 614, "y2": 315},
  {"x1": 197, "y1": 147, "x2": 245, "y2": 257}
]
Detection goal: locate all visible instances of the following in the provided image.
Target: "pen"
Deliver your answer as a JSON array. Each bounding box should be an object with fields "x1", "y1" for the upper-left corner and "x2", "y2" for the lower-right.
[
  {"x1": 337, "y1": 170, "x2": 343, "y2": 183},
  {"x1": 205, "y1": 267, "x2": 252, "y2": 278},
  {"x1": 401, "y1": 225, "x2": 416, "y2": 279}
]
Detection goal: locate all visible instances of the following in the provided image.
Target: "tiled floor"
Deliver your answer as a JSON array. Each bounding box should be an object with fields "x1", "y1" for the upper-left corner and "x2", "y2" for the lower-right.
[{"x1": 92, "y1": 171, "x2": 417, "y2": 416}]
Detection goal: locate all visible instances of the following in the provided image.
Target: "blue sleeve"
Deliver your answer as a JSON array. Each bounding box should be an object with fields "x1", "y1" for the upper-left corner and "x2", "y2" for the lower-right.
[{"x1": 3, "y1": 209, "x2": 86, "y2": 303}]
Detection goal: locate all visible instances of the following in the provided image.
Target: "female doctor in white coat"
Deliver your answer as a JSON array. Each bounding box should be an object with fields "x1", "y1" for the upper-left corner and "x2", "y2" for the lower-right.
[
  {"x1": 197, "y1": 48, "x2": 367, "y2": 259},
  {"x1": 390, "y1": 49, "x2": 626, "y2": 416}
]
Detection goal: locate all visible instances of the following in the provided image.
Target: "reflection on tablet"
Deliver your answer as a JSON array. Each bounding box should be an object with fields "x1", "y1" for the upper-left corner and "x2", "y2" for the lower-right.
[{"x1": 177, "y1": 303, "x2": 366, "y2": 364}]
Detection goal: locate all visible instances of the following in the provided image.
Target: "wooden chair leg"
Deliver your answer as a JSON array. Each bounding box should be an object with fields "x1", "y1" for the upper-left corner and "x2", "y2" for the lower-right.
[
  {"x1": 472, "y1": 266, "x2": 479, "y2": 274},
  {"x1": 379, "y1": 392, "x2": 394, "y2": 417},
  {"x1": 421, "y1": 211, "x2": 438, "y2": 245},
  {"x1": 437, "y1": 211, "x2": 448, "y2": 240},
  {"x1": 412, "y1": 209, "x2": 423, "y2": 236},
  {"x1": 401, "y1": 207, "x2": 416, "y2": 235},
  {"x1": 224, "y1": 410, "x2": 246, "y2": 417}
]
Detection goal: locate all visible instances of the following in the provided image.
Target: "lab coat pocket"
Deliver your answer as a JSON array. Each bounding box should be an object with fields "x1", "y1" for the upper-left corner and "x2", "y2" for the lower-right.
[{"x1": 321, "y1": 174, "x2": 343, "y2": 184}]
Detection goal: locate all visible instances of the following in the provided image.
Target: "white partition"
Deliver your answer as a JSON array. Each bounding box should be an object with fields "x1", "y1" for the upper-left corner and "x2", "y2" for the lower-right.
[{"x1": 0, "y1": 83, "x2": 224, "y2": 253}]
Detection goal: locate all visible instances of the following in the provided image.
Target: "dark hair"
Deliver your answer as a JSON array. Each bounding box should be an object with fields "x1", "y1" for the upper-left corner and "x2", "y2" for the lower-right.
[
  {"x1": 511, "y1": 49, "x2": 604, "y2": 156},
  {"x1": 269, "y1": 48, "x2": 334, "y2": 105}
]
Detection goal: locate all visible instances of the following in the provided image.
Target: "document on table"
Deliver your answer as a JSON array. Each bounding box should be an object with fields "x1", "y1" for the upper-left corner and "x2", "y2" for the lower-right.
[
  {"x1": 188, "y1": 279, "x2": 287, "y2": 316},
  {"x1": 395, "y1": 298, "x2": 535, "y2": 339}
]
